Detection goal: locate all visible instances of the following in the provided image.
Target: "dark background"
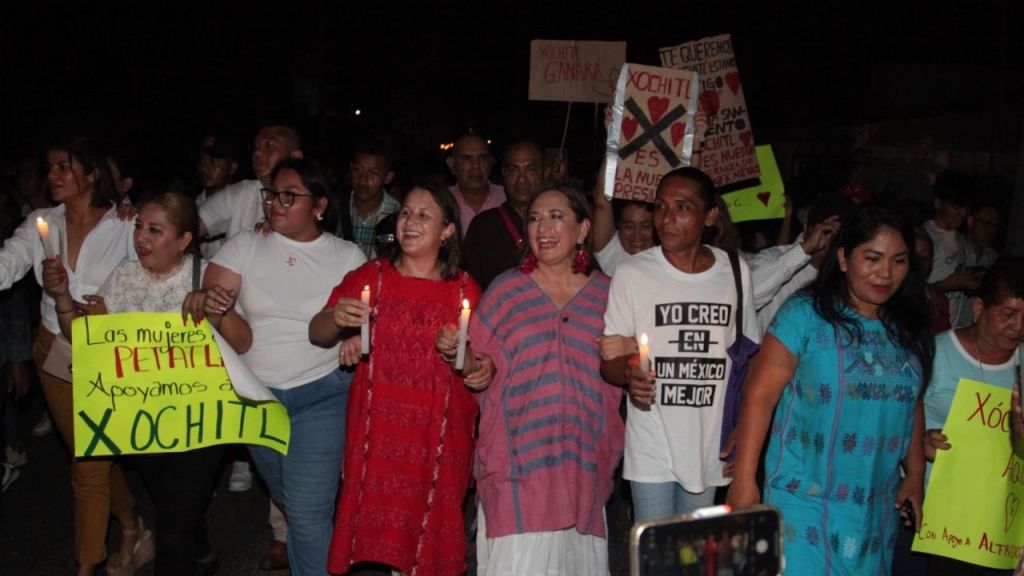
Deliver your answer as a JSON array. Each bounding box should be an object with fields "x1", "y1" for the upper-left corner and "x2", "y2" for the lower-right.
[{"x1": 3, "y1": 0, "x2": 1022, "y2": 187}]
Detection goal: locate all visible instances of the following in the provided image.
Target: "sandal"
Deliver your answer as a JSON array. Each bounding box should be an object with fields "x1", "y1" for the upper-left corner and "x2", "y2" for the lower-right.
[{"x1": 105, "y1": 516, "x2": 155, "y2": 576}]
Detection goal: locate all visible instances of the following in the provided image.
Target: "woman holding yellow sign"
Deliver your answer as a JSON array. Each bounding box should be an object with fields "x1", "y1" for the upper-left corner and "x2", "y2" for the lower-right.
[
  {"x1": 921, "y1": 256, "x2": 1024, "y2": 575},
  {"x1": 46, "y1": 192, "x2": 223, "y2": 575}
]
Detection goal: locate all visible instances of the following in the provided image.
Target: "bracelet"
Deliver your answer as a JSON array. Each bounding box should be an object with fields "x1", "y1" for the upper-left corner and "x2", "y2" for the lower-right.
[{"x1": 56, "y1": 306, "x2": 77, "y2": 315}]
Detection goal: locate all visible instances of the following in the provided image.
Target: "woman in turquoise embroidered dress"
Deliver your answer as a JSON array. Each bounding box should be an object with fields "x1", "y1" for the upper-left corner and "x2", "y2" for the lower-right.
[{"x1": 727, "y1": 205, "x2": 935, "y2": 575}]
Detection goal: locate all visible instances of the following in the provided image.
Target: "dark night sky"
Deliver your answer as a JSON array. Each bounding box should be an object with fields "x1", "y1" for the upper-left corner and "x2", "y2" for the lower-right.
[{"x1": 2, "y1": 1, "x2": 1022, "y2": 183}]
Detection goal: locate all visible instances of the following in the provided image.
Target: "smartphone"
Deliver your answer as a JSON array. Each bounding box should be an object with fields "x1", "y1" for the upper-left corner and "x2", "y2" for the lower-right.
[{"x1": 630, "y1": 505, "x2": 782, "y2": 576}]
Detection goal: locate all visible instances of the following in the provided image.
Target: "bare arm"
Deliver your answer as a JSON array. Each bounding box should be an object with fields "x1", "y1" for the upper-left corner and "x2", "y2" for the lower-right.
[
  {"x1": 200, "y1": 263, "x2": 252, "y2": 353},
  {"x1": 726, "y1": 334, "x2": 797, "y2": 509},
  {"x1": 309, "y1": 297, "x2": 364, "y2": 347},
  {"x1": 592, "y1": 156, "x2": 616, "y2": 252}
]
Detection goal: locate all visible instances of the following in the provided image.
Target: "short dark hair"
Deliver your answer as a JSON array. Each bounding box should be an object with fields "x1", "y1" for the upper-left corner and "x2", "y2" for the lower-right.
[
  {"x1": 353, "y1": 139, "x2": 394, "y2": 168},
  {"x1": 932, "y1": 171, "x2": 972, "y2": 207},
  {"x1": 47, "y1": 137, "x2": 119, "y2": 209},
  {"x1": 656, "y1": 167, "x2": 717, "y2": 212},
  {"x1": 269, "y1": 157, "x2": 336, "y2": 231},
  {"x1": 612, "y1": 198, "x2": 654, "y2": 225},
  {"x1": 392, "y1": 180, "x2": 463, "y2": 281},
  {"x1": 257, "y1": 122, "x2": 302, "y2": 152}
]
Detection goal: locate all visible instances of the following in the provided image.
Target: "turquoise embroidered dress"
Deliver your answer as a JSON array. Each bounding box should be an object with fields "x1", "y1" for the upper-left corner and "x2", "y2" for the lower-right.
[{"x1": 764, "y1": 295, "x2": 922, "y2": 575}]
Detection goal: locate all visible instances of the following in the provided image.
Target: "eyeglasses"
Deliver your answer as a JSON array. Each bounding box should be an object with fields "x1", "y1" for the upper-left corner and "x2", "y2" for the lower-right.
[{"x1": 261, "y1": 188, "x2": 314, "y2": 208}]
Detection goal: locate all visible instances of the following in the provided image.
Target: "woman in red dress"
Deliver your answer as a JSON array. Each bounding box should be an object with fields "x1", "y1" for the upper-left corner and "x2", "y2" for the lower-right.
[{"x1": 311, "y1": 182, "x2": 492, "y2": 576}]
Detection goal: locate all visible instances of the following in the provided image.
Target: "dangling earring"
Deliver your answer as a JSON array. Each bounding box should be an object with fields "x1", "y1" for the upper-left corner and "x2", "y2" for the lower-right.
[
  {"x1": 520, "y1": 252, "x2": 538, "y2": 274},
  {"x1": 440, "y1": 237, "x2": 447, "y2": 248},
  {"x1": 571, "y1": 243, "x2": 590, "y2": 274},
  {"x1": 315, "y1": 212, "x2": 324, "y2": 222}
]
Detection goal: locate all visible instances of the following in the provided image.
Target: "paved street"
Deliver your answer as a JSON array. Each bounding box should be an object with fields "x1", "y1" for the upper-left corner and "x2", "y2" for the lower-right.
[{"x1": 0, "y1": 402, "x2": 632, "y2": 576}]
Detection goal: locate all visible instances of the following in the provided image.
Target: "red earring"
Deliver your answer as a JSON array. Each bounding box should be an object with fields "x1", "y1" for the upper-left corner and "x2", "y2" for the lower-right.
[
  {"x1": 572, "y1": 243, "x2": 590, "y2": 274},
  {"x1": 520, "y1": 252, "x2": 538, "y2": 274}
]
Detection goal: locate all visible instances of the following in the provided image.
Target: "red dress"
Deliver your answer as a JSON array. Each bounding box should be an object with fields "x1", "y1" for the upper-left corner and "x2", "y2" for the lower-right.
[{"x1": 327, "y1": 260, "x2": 481, "y2": 576}]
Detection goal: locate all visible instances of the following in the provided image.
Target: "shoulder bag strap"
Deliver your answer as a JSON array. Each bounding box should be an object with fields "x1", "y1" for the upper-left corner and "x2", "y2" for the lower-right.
[{"x1": 497, "y1": 205, "x2": 523, "y2": 247}]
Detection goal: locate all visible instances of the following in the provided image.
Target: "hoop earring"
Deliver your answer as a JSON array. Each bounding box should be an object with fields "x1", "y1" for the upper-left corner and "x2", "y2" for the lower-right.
[{"x1": 440, "y1": 237, "x2": 447, "y2": 248}]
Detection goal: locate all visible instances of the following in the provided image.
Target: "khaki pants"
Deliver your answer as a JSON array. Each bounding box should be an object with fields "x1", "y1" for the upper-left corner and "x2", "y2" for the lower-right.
[{"x1": 34, "y1": 327, "x2": 136, "y2": 565}]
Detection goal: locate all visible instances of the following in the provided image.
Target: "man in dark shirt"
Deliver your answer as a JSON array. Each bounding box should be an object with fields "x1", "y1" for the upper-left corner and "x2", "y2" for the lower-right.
[{"x1": 462, "y1": 141, "x2": 544, "y2": 289}]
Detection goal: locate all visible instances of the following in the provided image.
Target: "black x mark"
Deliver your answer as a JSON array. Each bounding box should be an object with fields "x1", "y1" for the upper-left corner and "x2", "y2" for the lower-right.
[{"x1": 618, "y1": 97, "x2": 688, "y2": 167}]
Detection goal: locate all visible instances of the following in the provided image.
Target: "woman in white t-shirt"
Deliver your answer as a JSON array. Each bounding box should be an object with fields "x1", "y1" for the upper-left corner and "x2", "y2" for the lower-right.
[
  {"x1": 602, "y1": 167, "x2": 759, "y2": 521},
  {"x1": 3, "y1": 138, "x2": 139, "y2": 576},
  {"x1": 186, "y1": 158, "x2": 365, "y2": 576}
]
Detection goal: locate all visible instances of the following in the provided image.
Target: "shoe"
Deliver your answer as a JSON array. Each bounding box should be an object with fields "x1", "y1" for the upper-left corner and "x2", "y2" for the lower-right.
[
  {"x1": 105, "y1": 516, "x2": 155, "y2": 576},
  {"x1": 31, "y1": 412, "x2": 52, "y2": 437},
  {"x1": 228, "y1": 461, "x2": 252, "y2": 492},
  {"x1": 5, "y1": 446, "x2": 27, "y2": 468},
  {"x1": 259, "y1": 540, "x2": 289, "y2": 571},
  {"x1": 1, "y1": 464, "x2": 19, "y2": 492}
]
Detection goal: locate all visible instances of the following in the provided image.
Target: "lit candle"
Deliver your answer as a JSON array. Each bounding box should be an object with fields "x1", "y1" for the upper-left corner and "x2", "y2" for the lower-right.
[
  {"x1": 360, "y1": 285, "x2": 371, "y2": 355},
  {"x1": 36, "y1": 217, "x2": 56, "y2": 259},
  {"x1": 455, "y1": 299, "x2": 471, "y2": 371},
  {"x1": 638, "y1": 333, "x2": 650, "y2": 374}
]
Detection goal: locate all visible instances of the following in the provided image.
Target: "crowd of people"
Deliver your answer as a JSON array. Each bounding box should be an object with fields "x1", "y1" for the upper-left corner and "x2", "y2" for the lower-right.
[{"x1": 0, "y1": 118, "x2": 1020, "y2": 576}]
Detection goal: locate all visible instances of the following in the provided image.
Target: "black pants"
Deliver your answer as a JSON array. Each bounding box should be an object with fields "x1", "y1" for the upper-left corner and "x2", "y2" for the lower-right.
[{"x1": 137, "y1": 444, "x2": 226, "y2": 576}]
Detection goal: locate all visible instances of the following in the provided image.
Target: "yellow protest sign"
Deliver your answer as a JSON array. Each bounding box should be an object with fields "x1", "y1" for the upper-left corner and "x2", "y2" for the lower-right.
[
  {"x1": 913, "y1": 379, "x2": 1023, "y2": 568},
  {"x1": 72, "y1": 312, "x2": 289, "y2": 457},
  {"x1": 720, "y1": 145, "x2": 786, "y2": 223}
]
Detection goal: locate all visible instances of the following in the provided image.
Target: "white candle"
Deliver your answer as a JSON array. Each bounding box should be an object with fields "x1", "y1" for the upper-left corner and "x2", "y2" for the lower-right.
[
  {"x1": 639, "y1": 333, "x2": 650, "y2": 374},
  {"x1": 360, "y1": 285, "x2": 371, "y2": 355},
  {"x1": 455, "y1": 299, "x2": 471, "y2": 370},
  {"x1": 36, "y1": 217, "x2": 56, "y2": 259}
]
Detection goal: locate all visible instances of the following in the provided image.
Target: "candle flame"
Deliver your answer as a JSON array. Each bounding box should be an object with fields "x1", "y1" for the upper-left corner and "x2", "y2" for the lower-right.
[
  {"x1": 363, "y1": 285, "x2": 370, "y2": 291},
  {"x1": 36, "y1": 217, "x2": 48, "y2": 233},
  {"x1": 640, "y1": 333, "x2": 648, "y2": 346},
  {"x1": 462, "y1": 299, "x2": 470, "y2": 309}
]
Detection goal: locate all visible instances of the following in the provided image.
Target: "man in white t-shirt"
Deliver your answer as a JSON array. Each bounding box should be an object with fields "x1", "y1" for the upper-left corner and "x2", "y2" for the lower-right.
[
  {"x1": 194, "y1": 133, "x2": 239, "y2": 259},
  {"x1": 923, "y1": 172, "x2": 984, "y2": 327},
  {"x1": 198, "y1": 123, "x2": 303, "y2": 242}
]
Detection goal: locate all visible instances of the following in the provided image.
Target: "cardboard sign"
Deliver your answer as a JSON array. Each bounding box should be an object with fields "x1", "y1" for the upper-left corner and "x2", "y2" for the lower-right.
[
  {"x1": 71, "y1": 312, "x2": 290, "y2": 457},
  {"x1": 528, "y1": 39, "x2": 626, "y2": 103},
  {"x1": 721, "y1": 146, "x2": 786, "y2": 223},
  {"x1": 659, "y1": 34, "x2": 759, "y2": 187},
  {"x1": 913, "y1": 379, "x2": 1024, "y2": 569},
  {"x1": 602, "y1": 63, "x2": 699, "y2": 203}
]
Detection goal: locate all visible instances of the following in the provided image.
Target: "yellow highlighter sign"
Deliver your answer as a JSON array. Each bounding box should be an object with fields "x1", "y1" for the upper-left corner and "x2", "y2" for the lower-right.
[
  {"x1": 913, "y1": 379, "x2": 1024, "y2": 568},
  {"x1": 71, "y1": 312, "x2": 289, "y2": 457}
]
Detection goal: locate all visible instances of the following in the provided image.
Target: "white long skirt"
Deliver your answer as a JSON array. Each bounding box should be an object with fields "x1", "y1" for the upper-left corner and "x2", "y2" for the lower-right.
[{"x1": 476, "y1": 506, "x2": 609, "y2": 576}]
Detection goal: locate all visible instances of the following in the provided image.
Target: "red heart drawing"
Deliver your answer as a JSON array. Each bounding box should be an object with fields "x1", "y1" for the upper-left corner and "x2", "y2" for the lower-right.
[
  {"x1": 739, "y1": 131, "x2": 752, "y2": 147},
  {"x1": 621, "y1": 117, "x2": 638, "y2": 141},
  {"x1": 670, "y1": 122, "x2": 685, "y2": 148},
  {"x1": 757, "y1": 191, "x2": 771, "y2": 207},
  {"x1": 698, "y1": 90, "x2": 720, "y2": 115},
  {"x1": 725, "y1": 71, "x2": 741, "y2": 95},
  {"x1": 647, "y1": 96, "x2": 669, "y2": 123}
]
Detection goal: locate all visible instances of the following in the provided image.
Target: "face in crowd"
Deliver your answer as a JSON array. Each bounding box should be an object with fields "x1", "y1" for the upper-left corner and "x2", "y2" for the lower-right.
[
  {"x1": 447, "y1": 135, "x2": 493, "y2": 193},
  {"x1": 350, "y1": 153, "x2": 394, "y2": 204},
  {"x1": 47, "y1": 149, "x2": 95, "y2": 205},
  {"x1": 397, "y1": 187, "x2": 456, "y2": 260},
  {"x1": 653, "y1": 174, "x2": 718, "y2": 256},
  {"x1": 263, "y1": 166, "x2": 327, "y2": 241},
  {"x1": 501, "y1": 143, "x2": 543, "y2": 209},
  {"x1": 134, "y1": 201, "x2": 193, "y2": 275},
  {"x1": 838, "y1": 225, "x2": 910, "y2": 318},
  {"x1": 618, "y1": 203, "x2": 655, "y2": 255},
  {"x1": 252, "y1": 126, "x2": 300, "y2": 186},
  {"x1": 198, "y1": 137, "x2": 238, "y2": 193},
  {"x1": 527, "y1": 188, "x2": 590, "y2": 269}
]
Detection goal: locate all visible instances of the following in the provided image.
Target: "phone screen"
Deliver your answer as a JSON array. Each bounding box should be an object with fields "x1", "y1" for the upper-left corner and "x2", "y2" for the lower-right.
[{"x1": 633, "y1": 507, "x2": 781, "y2": 576}]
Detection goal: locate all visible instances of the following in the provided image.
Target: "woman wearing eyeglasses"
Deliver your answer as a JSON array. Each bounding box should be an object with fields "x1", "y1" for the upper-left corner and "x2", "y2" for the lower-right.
[{"x1": 185, "y1": 158, "x2": 365, "y2": 576}]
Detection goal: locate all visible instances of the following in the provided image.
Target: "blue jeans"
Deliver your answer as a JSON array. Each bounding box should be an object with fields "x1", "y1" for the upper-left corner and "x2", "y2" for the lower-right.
[
  {"x1": 630, "y1": 481, "x2": 715, "y2": 523},
  {"x1": 249, "y1": 368, "x2": 351, "y2": 576}
]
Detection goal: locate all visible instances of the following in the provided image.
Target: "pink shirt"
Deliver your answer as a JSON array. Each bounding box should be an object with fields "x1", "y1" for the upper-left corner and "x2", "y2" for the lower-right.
[{"x1": 450, "y1": 182, "x2": 506, "y2": 235}]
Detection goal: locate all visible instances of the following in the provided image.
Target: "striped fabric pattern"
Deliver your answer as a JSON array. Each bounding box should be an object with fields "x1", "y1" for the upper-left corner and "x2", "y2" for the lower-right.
[{"x1": 470, "y1": 270, "x2": 624, "y2": 539}]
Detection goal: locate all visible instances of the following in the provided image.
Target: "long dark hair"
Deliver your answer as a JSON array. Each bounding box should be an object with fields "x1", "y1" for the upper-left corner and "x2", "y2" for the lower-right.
[
  {"x1": 520, "y1": 181, "x2": 594, "y2": 271},
  {"x1": 269, "y1": 157, "x2": 336, "y2": 231},
  {"x1": 48, "y1": 137, "x2": 119, "y2": 209},
  {"x1": 392, "y1": 180, "x2": 463, "y2": 281},
  {"x1": 811, "y1": 204, "x2": 935, "y2": 384}
]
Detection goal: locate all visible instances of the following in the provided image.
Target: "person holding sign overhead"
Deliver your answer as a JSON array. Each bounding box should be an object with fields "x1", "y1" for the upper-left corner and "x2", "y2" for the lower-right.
[
  {"x1": 920, "y1": 256, "x2": 1024, "y2": 575},
  {"x1": 464, "y1": 183, "x2": 623, "y2": 575},
  {"x1": 313, "y1": 181, "x2": 487, "y2": 576},
  {"x1": 186, "y1": 158, "x2": 365, "y2": 576},
  {"x1": 1, "y1": 137, "x2": 138, "y2": 576},
  {"x1": 727, "y1": 205, "x2": 935, "y2": 575},
  {"x1": 46, "y1": 192, "x2": 221, "y2": 575}
]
